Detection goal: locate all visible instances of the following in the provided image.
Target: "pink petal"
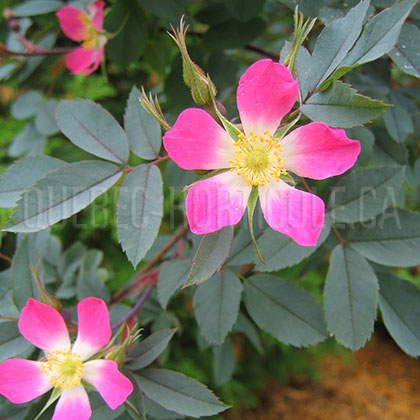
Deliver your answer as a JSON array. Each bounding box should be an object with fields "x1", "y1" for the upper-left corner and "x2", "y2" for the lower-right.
[
  {"x1": 52, "y1": 385, "x2": 91, "y2": 420},
  {"x1": 83, "y1": 360, "x2": 133, "y2": 409},
  {"x1": 83, "y1": 45, "x2": 105, "y2": 76},
  {"x1": 65, "y1": 47, "x2": 95, "y2": 75},
  {"x1": 237, "y1": 59, "x2": 298, "y2": 136},
  {"x1": 163, "y1": 108, "x2": 235, "y2": 170},
  {"x1": 259, "y1": 181, "x2": 325, "y2": 246},
  {"x1": 281, "y1": 122, "x2": 361, "y2": 180},
  {"x1": 0, "y1": 359, "x2": 52, "y2": 404},
  {"x1": 72, "y1": 298, "x2": 111, "y2": 361},
  {"x1": 88, "y1": 0, "x2": 104, "y2": 32},
  {"x1": 56, "y1": 6, "x2": 88, "y2": 41},
  {"x1": 186, "y1": 171, "x2": 251, "y2": 234},
  {"x1": 18, "y1": 298, "x2": 70, "y2": 353}
]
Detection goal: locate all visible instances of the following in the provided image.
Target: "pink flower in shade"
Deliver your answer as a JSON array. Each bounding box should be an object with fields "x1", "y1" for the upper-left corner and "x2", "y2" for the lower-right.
[
  {"x1": 163, "y1": 59, "x2": 361, "y2": 246},
  {"x1": 56, "y1": 0, "x2": 107, "y2": 76},
  {"x1": 0, "y1": 298, "x2": 133, "y2": 420}
]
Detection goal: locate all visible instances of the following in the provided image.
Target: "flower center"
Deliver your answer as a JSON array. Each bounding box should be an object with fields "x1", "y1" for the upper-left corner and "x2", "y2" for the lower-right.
[
  {"x1": 78, "y1": 12, "x2": 102, "y2": 50},
  {"x1": 229, "y1": 130, "x2": 288, "y2": 186},
  {"x1": 40, "y1": 350, "x2": 84, "y2": 391}
]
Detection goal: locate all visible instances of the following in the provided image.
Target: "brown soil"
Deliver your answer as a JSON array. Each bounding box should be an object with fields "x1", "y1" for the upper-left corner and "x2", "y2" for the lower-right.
[{"x1": 227, "y1": 334, "x2": 420, "y2": 420}]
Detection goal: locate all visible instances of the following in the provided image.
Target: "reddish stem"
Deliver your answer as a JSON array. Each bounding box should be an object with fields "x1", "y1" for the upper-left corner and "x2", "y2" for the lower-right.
[
  {"x1": 148, "y1": 155, "x2": 169, "y2": 166},
  {"x1": 0, "y1": 252, "x2": 12, "y2": 263},
  {"x1": 0, "y1": 42, "x2": 74, "y2": 57},
  {"x1": 111, "y1": 282, "x2": 155, "y2": 331},
  {"x1": 299, "y1": 176, "x2": 312, "y2": 193},
  {"x1": 0, "y1": 315, "x2": 18, "y2": 321}
]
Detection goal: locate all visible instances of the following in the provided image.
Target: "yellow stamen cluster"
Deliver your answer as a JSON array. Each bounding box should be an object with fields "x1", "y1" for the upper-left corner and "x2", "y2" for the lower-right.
[
  {"x1": 78, "y1": 12, "x2": 101, "y2": 50},
  {"x1": 229, "y1": 129, "x2": 288, "y2": 186},
  {"x1": 40, "y1": 350, "x2": 84, "y2": 391}
]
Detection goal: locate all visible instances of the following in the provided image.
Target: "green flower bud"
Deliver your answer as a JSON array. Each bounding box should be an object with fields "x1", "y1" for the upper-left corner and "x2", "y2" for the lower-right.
[{"x1": 169, "y1": 16, "x2": 216, "y2": 106}]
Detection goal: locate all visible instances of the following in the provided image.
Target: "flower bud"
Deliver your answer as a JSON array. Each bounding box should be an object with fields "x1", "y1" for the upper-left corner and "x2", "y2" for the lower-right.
[
  {"x1": 30, "y1": 261, "x2": 62, "y2": 312},
  {"x1": 169, "y1": 17, "x2": 216, "y2": 106},
  {"x1": 106, "y1": 325, "x2": 142, "y2": 366}
]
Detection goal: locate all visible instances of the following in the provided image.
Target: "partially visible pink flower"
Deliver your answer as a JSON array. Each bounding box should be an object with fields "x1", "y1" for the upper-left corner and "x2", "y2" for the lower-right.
[
  {"x1": 56, "y1": 0, "x2": 107, "y2": 75},
  {"x1": 0, "y1": 298, "x2": 133, "y2": 420},
  {"x1": 163, "y1": 59, "x2": 361, "y2": 246}
]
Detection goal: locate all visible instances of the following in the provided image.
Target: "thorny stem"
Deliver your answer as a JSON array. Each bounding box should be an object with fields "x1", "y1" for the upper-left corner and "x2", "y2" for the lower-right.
[
  {"x1": 0, "y1": 252, "x2": 12, "y2": 263},
  {"x1": 111, "y1": 283, "x2": 155, "y2": 331},
  {"x1": 112, "y1": 224, "x2": 189, "y2": 302}
]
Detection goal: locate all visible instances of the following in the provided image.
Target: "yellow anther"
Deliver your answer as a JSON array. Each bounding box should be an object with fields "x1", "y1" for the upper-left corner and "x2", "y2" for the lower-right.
[
  {"x1": 229, "y1": 129, "x2": 286, "y2": 187},
  {"x1": 40, "y1": 350, "x2": 84, "y2": 391}
]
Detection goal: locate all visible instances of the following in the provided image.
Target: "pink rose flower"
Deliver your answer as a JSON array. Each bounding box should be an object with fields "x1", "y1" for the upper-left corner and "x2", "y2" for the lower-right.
[
  {"x1": 0, "y1": 298, "x2": 133, "y2": 420},
  {"x1": 56, "y1": 0, "x2": 107, "y2": 75},
  {"x1": 163, "y1": 59, "x2": 361, "y2": 246}
]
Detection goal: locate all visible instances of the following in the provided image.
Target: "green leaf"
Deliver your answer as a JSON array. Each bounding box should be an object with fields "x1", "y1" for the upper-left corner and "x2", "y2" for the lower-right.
[
  {"x1": 372, "y1": 129, "x2": 407, "y2": 166},
  {"x1": 304, "y1": 0, "x2": 370, "y2": 94},
  {"x1": 117, "y1": 165, "x2": 163, "y2": 268},
  {"x1": 123, "y1": 369, "x2": 146, "y2": 420},
  {"x1": 347, "y1": 126, "x2": 375, "y2": 167},
  {"x1": 347, "y1": 208, "x2": 420, "y2": 267},
  {"x1": 10, "y1": 235, "x2": 40, "y2": 310},
  {"x1": 0, "y1": 320, "x2": 33, "y2": 363},
  {"x1": 34, "y1": 99, "x2": 59, "y2": 136},
  {"x1": 243, "y1": 274, "x2": 328, "y2": 347},
  {"x1": 253, "y1": 217, "x2": 331, "y2": 272},
  {"x1": 134, "y1": 369, "x2": 229, "y2": 417},
  {"x1": 389, "y1": 24, "x2": 420, "y2": 78},
  {"x1": 193, "y1": 271, "x2": 242, "y2": 345},
  {"x1": 301, "y1": 81, "x2": 390, "y2": 128},
  {"x1": 328, "y1": 165, "x2": 405, "y2": 223},
  {"x1": 136, "y1": 0, "x2": 190, "y2": 20},
  {"x1": 185, "y1": 226, "x2": 234, "y2": 287},
  {"x1": 157, "y1": 260, "x2": 191, "y2": 309},
  {"x1": 324, "y1": 245, "x2": 378, "y2": 350},
  {"x1": 127, "y1": 329, "x2": 176, "y2": 370},
  {"x1": 56, "y1": 99, "x2": 129, "y2": 164},
  {"x1": 89, "y1": 392, "x2": 126, "y2": 420},
  {"x1": 124, "y1": 86, "x2": 161, "y2": 160},
  {"x1": 143, "y1": 395, "x2": 183, "y2": 419},
  {"x1": 213, "y1": 337, "x2": 235, "y2": 386},
  {"x1": 8, "y1": 122, "x2": 47, "y2": 157},
  {"x1": 76, "y1": 250, "x2": 110, "y2": 302},
  {"x1": 4, "y1": 161, "x2": 122, "y2": 233},
  {"x1": 341, "y1": 0, "x2": 417, "y2": 66},
  {"x1": 203, "y1": 18, "x2": 266, "y2": 49},
  {"x1": 16, "y1": 32, "x2": 57, "y2": 83},
  {"x1": 106, "y1": 2, "x2": 147, "y2": 67},
  {"x1": 12, "y1": 0, "x2": 61, "y2": 16},
  {"x1": 0, "y1": 156, "x2": 65, "y2": 208},
  {"x1": 233, "y1": 313, "x2": 263, "y2": 353},
  {"x1": 11, "y1": 91, "x2": 43, "y2": 119},
  {"x1": 225, "y1": 0, "x2": 265, "y2": 22},
  {"x1": 379, "y1": 273, "x2": 420, "y2": 357},
  {"x1": 383, "y1": 91, "x2": 414, "y2": 143}
]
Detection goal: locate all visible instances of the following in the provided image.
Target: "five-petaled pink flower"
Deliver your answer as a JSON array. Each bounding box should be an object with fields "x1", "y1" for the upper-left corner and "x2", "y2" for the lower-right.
[
  {"x1": 0, "y1": 297, "x2": 133, "y2": 420},
  {"x1": 163, "y1": 59, "x2": 361, "y2": 246},
  {"x1": 56, "y1": 0, "x2": 107, "y2": 76}
]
